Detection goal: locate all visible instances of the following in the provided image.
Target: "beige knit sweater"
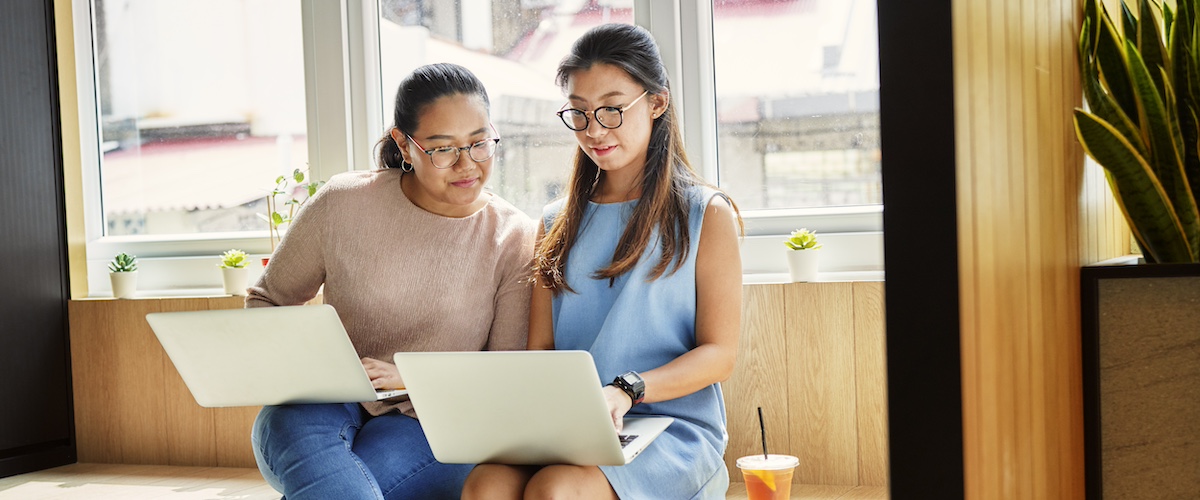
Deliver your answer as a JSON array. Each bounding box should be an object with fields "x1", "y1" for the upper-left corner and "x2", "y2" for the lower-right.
[{"x1": 247, "y1": 168, "x2": 535, "y2": 416}]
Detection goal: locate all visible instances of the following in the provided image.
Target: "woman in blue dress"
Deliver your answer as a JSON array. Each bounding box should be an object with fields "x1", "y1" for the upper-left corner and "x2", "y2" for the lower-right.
[{"x1": 461, "y1": 23, "x2": 743, "y2": 500}]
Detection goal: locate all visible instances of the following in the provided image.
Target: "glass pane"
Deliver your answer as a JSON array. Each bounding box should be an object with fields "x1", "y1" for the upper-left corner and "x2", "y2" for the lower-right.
[
  {"x1": 94, "y1": 0, "x2": 308, "y2": 236},
  {"x1": 378, "y1": 0, "x2": 633, "y2": 218},
  {"x1": 713, "y1": 0, "x2": 881, "y2": 210}
]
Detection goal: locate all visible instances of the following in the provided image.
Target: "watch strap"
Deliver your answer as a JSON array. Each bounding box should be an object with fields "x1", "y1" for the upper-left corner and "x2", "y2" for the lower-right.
[{"x1": 610, "y1": 371, "x2": 645, "y2": 406}]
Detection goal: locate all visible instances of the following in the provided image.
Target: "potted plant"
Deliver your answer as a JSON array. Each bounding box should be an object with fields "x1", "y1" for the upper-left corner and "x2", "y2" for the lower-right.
[
  {"x1": 1075, "y1": 0, "x2": 1200, "y2": 264},
  {"x1": 258, "y1": 168, "x2": 324, "y2": 265},
  {"x1": 219, "y1": 249, "x2": 249, "y2": 296},
  {"x1": 108, "y1": 252, "x2": 138, "y2": 299},
  {"x1": 1075, "y1": 2, "x2": 1200, "y2": 497},
  {"x1": 784, "y1": 228, "x2": 822, "y2": 282}
]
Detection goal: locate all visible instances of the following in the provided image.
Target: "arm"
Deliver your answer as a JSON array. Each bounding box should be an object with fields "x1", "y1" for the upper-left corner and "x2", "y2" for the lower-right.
[
  {"x1": 245, "y1": 187, "x2": 330, "y2": 308},
  {"x1": 628, "y1": 197, "x2": 742, "y2": 404},
  {"x1": 485, "y1": 218, "x2": 536, "y2": 351},
  {"x1": 527, "y1": 223, "x2": 556, "y2": 351}
]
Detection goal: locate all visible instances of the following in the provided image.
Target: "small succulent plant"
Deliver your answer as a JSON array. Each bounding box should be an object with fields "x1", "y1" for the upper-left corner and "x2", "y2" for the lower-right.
[
  {"x1": 784, "y1": 228, "x2": 822, "y2": 251},
  {"x1": 108, "y1": 252, "x2": 138, "y2": 273},
  {"x1": 219, "y1": 249, "x2": 249, "y2": 269}
]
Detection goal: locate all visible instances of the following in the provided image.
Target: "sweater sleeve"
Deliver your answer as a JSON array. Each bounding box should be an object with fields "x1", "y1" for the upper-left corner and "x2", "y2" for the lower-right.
[
  {"x1": 245, "y1": 184, "x2": 330, "y2": 308},
  {"x1": 485, "y1": 216, "x2": 536, "y2": 351}
]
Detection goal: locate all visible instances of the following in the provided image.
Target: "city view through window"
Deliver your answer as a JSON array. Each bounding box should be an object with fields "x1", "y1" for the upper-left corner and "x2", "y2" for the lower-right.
[{"x1": 93, "y1": 0, "x2": 879, "y2": 237}]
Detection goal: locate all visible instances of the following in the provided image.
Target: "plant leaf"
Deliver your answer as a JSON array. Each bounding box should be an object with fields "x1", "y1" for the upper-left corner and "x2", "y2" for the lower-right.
[
  {"x1": 1137, "y1": 0, "x2": 1167, "y2": 97},
  {"x1": 1165, "y1": 1, "x2": 1175, "y2": 38},
  {"x1": 1081, "y1": 16, "x2": 1145, "y2": 150},
  {"x1": 1122, "y1": 1, "x2": 1139, "y2": 43},
  {"x1": 1076, "y1": 109, "x2": 1193, "y2": 262},
  {"x1": 1126, "y1": 41, "x2": 1185, "y2": 197},
  {"x1": 1097, "y1": 6, "x2": 1142, "y2": 124},
  {"x1": 293, "y1": 169, "x2": 304, "y2": 183}
]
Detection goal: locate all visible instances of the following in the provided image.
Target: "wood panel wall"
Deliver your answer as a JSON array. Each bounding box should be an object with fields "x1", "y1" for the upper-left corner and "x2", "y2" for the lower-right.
[
  {"x1": 69, "y1": 297, "x2": 259, "y2": 468},
  {"x1": 722, "y1": 281, "x2": 887, "y2": 486},
  {"x1": 68, "y1": 282, "x2": 888, "y2": 487},
  {"x1": 952, "y1": 0, "x2": 1131, "y2": 498}
]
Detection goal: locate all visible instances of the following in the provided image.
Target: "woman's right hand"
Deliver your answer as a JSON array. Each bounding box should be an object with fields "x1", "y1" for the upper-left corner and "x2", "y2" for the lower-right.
[
  {"x1": 361, "y1": 357, "x2": 405, "y2": 390},
  {"x1": 602, "y1": 384, "x2": 633, "y2": 432}
]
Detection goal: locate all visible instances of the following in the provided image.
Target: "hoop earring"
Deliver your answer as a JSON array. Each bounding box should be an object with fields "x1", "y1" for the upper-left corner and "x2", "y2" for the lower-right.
[{"x1": 400, "y1": 160, "x2": 413, "y2": 173}]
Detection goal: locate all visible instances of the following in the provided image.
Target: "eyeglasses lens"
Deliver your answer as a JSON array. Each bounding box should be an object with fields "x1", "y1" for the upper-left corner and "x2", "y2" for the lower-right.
[{"x1": 595, "y1": 108, "x2": 622, "y2": 128}]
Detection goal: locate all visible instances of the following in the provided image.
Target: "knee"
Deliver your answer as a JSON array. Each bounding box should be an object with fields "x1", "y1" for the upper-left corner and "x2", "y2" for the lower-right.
[
  {"x1": 524, "y1": 466, "x2": 606, "y2": 500},
  {"x1": 460, "y1": 466, "x2": 492, "y2": 500},
  {"x1": 253, "y1": 404, "x2": 347, "y2": 447},
  {"x1": 253, "y1": 405, "x2": 298, "y2": 441},
  {"x1": 461, "y1": 464, "x2": 529, "y2": 500}
]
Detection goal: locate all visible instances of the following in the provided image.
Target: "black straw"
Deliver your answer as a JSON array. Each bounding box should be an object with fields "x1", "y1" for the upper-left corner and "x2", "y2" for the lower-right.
[{"x1": 758, "y1": 406, "x2": 768, "y2": 459}]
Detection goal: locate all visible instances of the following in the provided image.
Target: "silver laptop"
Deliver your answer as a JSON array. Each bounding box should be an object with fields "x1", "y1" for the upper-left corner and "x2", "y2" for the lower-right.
[
  {"x1": 392, "y1": 350, "x2": 673, "y2": 466},
  {"x1": 145, "y1": 304, "x2": 406, "y2": 407}
]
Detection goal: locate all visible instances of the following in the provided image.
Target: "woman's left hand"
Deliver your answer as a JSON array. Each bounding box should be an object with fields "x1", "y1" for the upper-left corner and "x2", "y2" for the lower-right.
[
  {"x1": 602, "y1": 384, "x2": 633, "y2": 432},
  {"x1": 361, "y1": 357, "x2": 405, "y2": 390}
]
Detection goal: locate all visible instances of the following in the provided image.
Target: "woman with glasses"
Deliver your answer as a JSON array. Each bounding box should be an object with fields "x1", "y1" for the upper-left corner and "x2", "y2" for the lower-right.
[
  {"x1": 246, "y1": 63, "x2": 534, "y2": 500},
  {"x1": 462, "y1": 23, "x2": 742, "y2": 500}
]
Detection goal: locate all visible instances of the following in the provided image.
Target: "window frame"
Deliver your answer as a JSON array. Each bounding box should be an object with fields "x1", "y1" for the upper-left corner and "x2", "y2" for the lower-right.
[{"x1": 72, "y1": 0, "x2": 882, "y2": 297}]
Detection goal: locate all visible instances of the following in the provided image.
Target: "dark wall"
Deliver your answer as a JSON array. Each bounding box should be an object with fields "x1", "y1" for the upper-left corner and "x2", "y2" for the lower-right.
[
  {"x1": 0, "y1": 0, "x2": 77, "y2": 478},
  {"x1": 878, "y1": 0, "x2": 965, "y2": 498}
]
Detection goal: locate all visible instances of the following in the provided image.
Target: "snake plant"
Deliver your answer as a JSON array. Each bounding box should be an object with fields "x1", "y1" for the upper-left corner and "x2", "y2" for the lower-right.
[{"x1": 1075, "y1": 0, "x2": 1200, "y2": 263}]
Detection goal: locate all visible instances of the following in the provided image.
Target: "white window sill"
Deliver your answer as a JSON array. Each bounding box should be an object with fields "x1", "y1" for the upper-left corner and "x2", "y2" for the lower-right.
[{"x1": 742, "y1": 270, "x2": 885, "y2": 285}]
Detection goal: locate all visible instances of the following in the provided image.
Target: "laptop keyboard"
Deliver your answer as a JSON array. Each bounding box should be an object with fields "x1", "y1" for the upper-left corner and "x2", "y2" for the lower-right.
[{"x1": 618, "y1": 434, "x2": 638, "y2": 448}]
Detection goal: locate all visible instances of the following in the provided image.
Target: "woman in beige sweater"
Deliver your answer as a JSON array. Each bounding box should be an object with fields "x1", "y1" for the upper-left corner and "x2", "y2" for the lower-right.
[{"x1": 246, "y1": 63, "x2": 535, "y2": 500}]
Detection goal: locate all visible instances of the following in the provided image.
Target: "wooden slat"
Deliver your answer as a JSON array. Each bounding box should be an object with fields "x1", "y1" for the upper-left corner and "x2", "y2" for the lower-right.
[
  {"x1": 215, "y1": 406, "x2": 261, "y2": 468},
  {"x1": 852, "y1": 283, "x2": 887, "y2": 486},
  {"x1": 787, "y1": 282, "x2": 858, "y2": 486},
  {"x1": 723, "y1": 284, "x2": 790, "y2": 480},
  {"x1": 114, "y1": 299, "x2": 171, "y2": 464},
  {"x1": 69, "y1": 300, "x2": 122, "y2": 463},
  {"x1": 953, "y1": 0, "x2": 1130, "y2": 497},
  {"x1": 951, "y1": 0, "x2": 980, "y2": 495},
  {"x1": 161, "y1": 299, "x2": 218, "y2": 466}
]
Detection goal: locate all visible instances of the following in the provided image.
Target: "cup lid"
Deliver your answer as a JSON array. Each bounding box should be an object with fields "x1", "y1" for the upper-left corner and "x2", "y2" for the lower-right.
[{"x1": 736, "y1": 454, "x2": 799, "y2": 470}]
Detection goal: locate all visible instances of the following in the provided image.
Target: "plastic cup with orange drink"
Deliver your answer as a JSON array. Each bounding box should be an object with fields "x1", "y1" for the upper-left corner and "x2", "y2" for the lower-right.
[{"x1": 736, "y1": 454, "x2": 800, "y2": 500}]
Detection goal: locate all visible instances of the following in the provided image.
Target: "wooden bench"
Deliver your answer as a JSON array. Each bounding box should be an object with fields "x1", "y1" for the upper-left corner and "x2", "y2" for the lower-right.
[{"x1": 61, "y1": 281, "x2": 888, "y2": 498}]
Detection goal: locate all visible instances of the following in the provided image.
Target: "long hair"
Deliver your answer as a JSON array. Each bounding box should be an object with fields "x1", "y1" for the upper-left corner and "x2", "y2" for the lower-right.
[
  {"x1": 534, "y1": 23, "x2": 739, "y2": 293},
  {"x1": 374, "y1": 63, "x2": 490, "y2": 169}
]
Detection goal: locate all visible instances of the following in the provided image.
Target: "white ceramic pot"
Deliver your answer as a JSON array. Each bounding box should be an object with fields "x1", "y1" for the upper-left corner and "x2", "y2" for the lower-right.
[
  {"x1": 221, "y1": 267, "x2": 249, "y2": 296},
  {"x1": 110, "y1": 271, "x2": 138, "y2": 299},
  {"x1": 786, "y1": 249, "x2": 820, "y2": 282}
]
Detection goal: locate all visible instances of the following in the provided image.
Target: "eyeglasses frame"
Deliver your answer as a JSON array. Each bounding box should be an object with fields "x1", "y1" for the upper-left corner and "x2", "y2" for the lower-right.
[
  {"x1": 556, "y1": 90, "x2": 650, "y2": 131},
  {"x1": 405, "y1": 124, "x2": 502, "y2": 169}
]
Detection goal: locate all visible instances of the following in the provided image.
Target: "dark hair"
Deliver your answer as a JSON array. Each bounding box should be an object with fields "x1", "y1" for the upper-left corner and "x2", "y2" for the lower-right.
[
  {"x1": 534, "y1": 23, "x2": 739, "y2": 293},
  {"x1": 375, "y1": 63, "x2": 491, "y2": 169}
]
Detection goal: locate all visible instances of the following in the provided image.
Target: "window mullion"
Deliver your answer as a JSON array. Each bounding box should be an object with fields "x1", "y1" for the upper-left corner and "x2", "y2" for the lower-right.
[
  {"x1": 301, "y1": 0, "x2": 356, "y2": 183},
  {"x1": 639, "y1": 1, "x2": 718, "y2": 184}
]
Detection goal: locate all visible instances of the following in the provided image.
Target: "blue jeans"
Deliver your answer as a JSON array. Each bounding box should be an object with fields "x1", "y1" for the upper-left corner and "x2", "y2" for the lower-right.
[{"x1": 251, "y1": 403, "x2": 472, "y2": 500}]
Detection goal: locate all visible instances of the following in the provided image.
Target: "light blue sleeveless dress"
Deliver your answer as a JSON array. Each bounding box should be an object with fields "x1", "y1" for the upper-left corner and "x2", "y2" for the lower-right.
[{"x1": 543, "y1": 185, "x2": 730, "y2": 500}]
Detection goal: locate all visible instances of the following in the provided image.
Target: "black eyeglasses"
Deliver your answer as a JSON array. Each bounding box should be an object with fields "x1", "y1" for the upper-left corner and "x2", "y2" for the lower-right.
[
  {"x1": 406, "y1": 125, "x2": 501, "y2": 169},
  {"x1": 556, "y1": 90, "x2": 649, "y2": 131}
]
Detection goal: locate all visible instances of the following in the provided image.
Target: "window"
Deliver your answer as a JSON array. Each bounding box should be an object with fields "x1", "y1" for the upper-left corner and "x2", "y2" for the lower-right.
[
  {"x1": 712, "y1": 0, "x2": 881, "y2": 211},
  {"x1": 93, "y1": 0, "x2": 309, "y2": 237},
  {"x1": 72, "y1": 0, "x2": 882, "y2": 295},
  {"x1": 375, "y1": 1, "x2": 632, "y2": 217}
]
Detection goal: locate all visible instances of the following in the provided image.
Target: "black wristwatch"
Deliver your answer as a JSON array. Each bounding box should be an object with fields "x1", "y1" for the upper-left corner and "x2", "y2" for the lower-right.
[{"x1": 609, "y1": 371, "x2": 645, "y2": 406}]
